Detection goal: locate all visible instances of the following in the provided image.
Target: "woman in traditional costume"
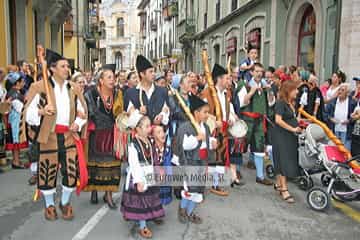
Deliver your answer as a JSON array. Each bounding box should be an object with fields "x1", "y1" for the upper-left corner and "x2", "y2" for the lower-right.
[{"x1": 84, "y1": 64, "x2": 123, "y2": 209}]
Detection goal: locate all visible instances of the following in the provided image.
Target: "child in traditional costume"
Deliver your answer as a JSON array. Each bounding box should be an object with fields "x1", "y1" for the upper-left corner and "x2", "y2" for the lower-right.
[
  {"x1": 5, "y1": 72, "x2": 28, "y2": 169},
  {"x1": 152, "y1": 125, "x2": 173, "y2": 205},
  {"x1": 120, "y1": 111, "x2": 165, "y2": 239},
  {"x1": 175, "y1": 94, "x2": 217, "y2": 224}
]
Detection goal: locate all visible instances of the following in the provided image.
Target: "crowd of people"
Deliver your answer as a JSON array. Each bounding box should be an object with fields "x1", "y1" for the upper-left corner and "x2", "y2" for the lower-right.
[{"x1": 0, "y1": 45, "x2": 359, "y2": 239}]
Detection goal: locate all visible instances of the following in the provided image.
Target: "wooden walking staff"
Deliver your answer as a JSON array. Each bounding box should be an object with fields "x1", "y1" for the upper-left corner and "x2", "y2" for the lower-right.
[
  {"x1": 201, "y1": 50, "x2": 222, "y2": 122},
  {"x1": 37, "y1": 45, "x2": 54, "y2": 111},
  {"x1": 202, "y1": 49, "x2": 231, "y2": 167},
  {"x1": 33, "y1": 45, "x2": 55, "y2": 202},
  {"x1": 227, "y1": 55, "x2": 232, "y2": 75},
  {"x1": 298, "y1": 108, "x2": 360, "y2": 169},
  {"x1": 168, "y1": 85, "x2": 201, "y2": 134}
]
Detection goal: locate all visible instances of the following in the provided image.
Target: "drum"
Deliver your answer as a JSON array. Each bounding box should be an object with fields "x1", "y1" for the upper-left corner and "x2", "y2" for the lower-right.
[{"x1": 228, "y1": 119, "x2": 248, "y2": 138}]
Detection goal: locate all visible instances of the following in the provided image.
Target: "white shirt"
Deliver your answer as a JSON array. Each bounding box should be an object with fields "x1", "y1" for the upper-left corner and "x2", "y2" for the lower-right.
[
  {"x1": 126, "y1": 83, "x2": 169, "y2": 125},
  {"x1": 334, "y1": 97, "x2": 349, "y2": 132},
  {"x1": 214, "y1": 86, "x2": 236, "y2": 122},
  {"x1": 26, "y1": 79, "x2": 86, "y2": 130},
  {"x1": 237, "y1": 78, "x2": 275, "y2": 108},
  {"x1": 125, "y1": 142, "x2": 148, "y2": 191},
  {"x1": 182, "y1": 122, "x2": 216, "y2": 151}
]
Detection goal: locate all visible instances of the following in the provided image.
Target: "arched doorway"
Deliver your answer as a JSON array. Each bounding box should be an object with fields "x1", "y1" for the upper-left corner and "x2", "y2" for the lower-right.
[
  {"x1": 284, "y1": 0, "x2": 323, "y2": 78},
  {"x1": 297, "y1": 5, "x2": 316, "y2": 70},
  {"x1": 115, "y1": 52, "x2": 122, "y2": 71}
]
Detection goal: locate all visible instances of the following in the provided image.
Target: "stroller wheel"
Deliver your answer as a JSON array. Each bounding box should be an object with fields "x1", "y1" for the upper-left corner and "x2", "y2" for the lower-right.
[
  {"x1": 321, "y1": 174, "x2": 331, "y2": 187},
  {"x1": 298, "y1": 176, "x2": 314, "y2": 191},
  {"x1": 266, "y1": 165, "x2": 275, "y2": 179},
  {"x1": 307, "y1": 188, "x2": 330, "y2": 211}
]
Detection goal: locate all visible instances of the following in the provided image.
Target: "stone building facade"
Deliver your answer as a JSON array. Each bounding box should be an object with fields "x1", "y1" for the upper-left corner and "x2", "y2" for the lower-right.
[
  {"x1": 178, "y1": 0, "x2": 358, "y2": 82},
  {"x1": 99, "y1": 0, "x2": 141, "y2": 70},
  {"x1": 138, "y1": 0, "x2": 179, "y2": 71}
]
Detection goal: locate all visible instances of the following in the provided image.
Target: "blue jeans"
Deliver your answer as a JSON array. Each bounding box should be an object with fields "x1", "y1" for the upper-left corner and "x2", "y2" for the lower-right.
[
  {"x1": 335, "y1": 131, "x2": 351, "y2": 150},
  {"x1": 180, "y1": 198, "x2": 197, "y2": 215}
]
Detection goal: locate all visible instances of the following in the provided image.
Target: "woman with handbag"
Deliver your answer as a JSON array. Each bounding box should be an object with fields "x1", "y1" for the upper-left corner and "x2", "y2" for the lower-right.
[{"x1": 120, "y1": 111, "x2": 165, "y2": 239}]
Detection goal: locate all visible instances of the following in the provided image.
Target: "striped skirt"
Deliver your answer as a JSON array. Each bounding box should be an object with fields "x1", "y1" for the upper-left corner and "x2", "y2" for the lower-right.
[{"x1": 120, "y1": 184, "x2": 165, "y2": 221}]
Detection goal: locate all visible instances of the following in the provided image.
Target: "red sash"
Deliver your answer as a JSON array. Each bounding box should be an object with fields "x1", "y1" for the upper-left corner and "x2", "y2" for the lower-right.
[
  {"x1": 222, "y1": 121, "x2": 230, "y2": 167},
  {"x1": 55, "y1": 125, "x2": 88, "y2": 195},
  {"x1": 199, "y1": 148, "x2": 208, "y2": 160},
  {"x1": 241, "y1": 112, "x2": 267, "y2": 133}
]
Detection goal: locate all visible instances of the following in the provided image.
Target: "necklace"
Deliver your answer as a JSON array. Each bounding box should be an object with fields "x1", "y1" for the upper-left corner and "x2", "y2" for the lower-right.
[
  {"x1": 155, "y1": 143, "x2": 164, "y2": 163},
  {"x1": 136, "y1": 136, "x2": 153, "y2": 165},
  {"x1": 98, "y1": 87, "x2": 113, "y2": 113}
]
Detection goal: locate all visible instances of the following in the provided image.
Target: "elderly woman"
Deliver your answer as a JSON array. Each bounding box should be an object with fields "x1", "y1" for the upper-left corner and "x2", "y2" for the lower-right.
[
  {"x1": 327, "y1": 83, "x2": 356, "y2": 150},
  {"x1": 307, "y1": 74, "x2": 325, "y2": 121},
  {"x1": 83, "y1": 66, "x2": 123, "y2": 209}
]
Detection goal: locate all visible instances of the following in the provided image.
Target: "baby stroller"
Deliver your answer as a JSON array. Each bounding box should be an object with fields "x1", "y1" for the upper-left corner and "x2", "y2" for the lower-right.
[{"x1": 298, "y1": 123, "x2": 360, "y2": 211}]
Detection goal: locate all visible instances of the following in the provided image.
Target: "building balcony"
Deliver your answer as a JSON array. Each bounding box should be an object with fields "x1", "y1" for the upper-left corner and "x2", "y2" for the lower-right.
[
  {"x1": 163, "y1": 7, "x2": 171, "y2": 21},
  {"x1": 33, "y1": 0, "x2": 72, "y2": 25},
  {"x1": 84, "y1": 32, "x2": 96, "y2": 49},
  {"x1": 140, "y1": 28, "x2": 146, "y2": 39},
  {"x1": 178, "y1": 19, "x2": 196, "y2": 45},
  {"x1": 106, "y1": 37, "x2": 132, "y2": 48},
  {"x1": 150, "y1": 19, "x2": 157, "y2": 31},
  {"x1": 64, "y1": 17, "x2": 74, "y2": 38}
]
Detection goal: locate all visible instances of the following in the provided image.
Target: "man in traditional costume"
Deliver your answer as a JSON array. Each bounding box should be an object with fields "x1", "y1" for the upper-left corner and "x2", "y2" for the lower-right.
[
  {"x1": 22, "y1": 49, "x2": 88, "y2": 221},
  {"x1": 200, "y1": 63, "x2": 238, "y2": 196},
  {"x1": 124, "y1": 55, "x2": 169, "y2": 126},
  {"x1": 236, "y1": 62, "x2": 273, "y2": 185}
]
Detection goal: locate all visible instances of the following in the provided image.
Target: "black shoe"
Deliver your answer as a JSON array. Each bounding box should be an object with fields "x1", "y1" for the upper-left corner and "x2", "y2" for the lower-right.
[
  {"x1": 174, "y1": 188, "x2": 182, "y2": 200},
  {"x1": 90, "y1": 191, "x2": 98, "y2": 204},
  {"x1": 230, "y1": 180, "x2": 245, "y2": 188},
  {"x1": 256, "y1": 177, "x2": 273, "y2": 186},
  {"x1": 103, "y1": 195, "x2": 117, "y2": 210},
  {"x1": 28, "y1": 175, "x2": 37, "y2": 185}
]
